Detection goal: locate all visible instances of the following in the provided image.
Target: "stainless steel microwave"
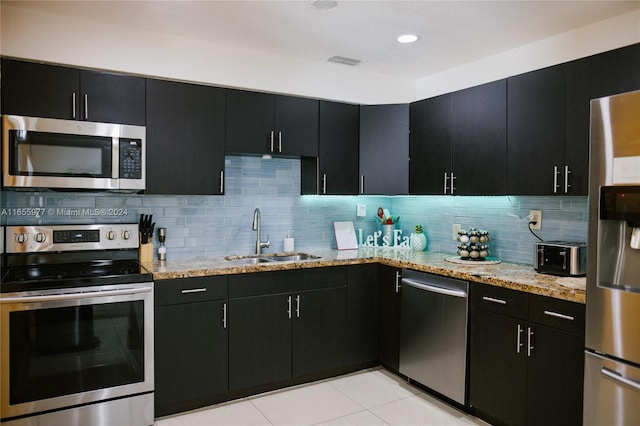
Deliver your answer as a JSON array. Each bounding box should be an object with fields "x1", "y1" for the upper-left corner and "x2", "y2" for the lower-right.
[{"x1": 2, "y1": 115, "x2": 145, "y2": 192}]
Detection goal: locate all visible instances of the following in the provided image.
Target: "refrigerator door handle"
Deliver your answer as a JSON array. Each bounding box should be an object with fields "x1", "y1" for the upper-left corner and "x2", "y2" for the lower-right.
[{"x1": 601, "y1": 367, "x2": 640, "y2": 392}]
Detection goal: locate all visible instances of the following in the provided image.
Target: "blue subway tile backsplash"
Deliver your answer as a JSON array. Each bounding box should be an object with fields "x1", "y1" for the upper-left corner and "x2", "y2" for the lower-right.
[{"x1": 1, "y1": 156, "x2": 588, "y2": 265}]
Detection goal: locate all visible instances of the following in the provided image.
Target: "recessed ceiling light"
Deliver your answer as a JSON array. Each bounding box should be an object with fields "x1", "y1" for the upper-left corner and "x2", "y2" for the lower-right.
[
  {"x1": 397, "y1": 34, "x2": 418, "y2": 44},
  {"x1": 313, "y1": 0, "x2": 338, "y2": 9}
]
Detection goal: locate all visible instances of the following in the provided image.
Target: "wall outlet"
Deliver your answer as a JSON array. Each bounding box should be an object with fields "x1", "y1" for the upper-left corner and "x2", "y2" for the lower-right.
[
  {"x1": 452, "y1": 223, "x2": 461, "y2": 240},
  {"x1": 529, "y1": 210, "x2": 542, "y2": 230}
]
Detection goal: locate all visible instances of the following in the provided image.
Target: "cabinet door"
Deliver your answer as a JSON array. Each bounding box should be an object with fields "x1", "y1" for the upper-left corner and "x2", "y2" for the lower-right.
[
  {"x1": 228, "y1": 294, "x2": 292, "y2": 390},
  {"x1": 292, "y1": 286, "x2": 347, "y2": 377},
  {"x1": 275, "y1": 95, "x2": 319, "y2": 157},
  {"x1": 378, "y1": 266, "x2": 401, "y2": 371},
  {"x1": 452, "y1": 80, "x2": 507, "y2": 195},
  {"x1": 79, "y1": 70, "x2": 145, "y2": 125},
  {"x1": 345, "y1": 264, "x2": 379, "y2": 365},
  {"x1": 359, "y1": 104, "x2": 409, "y2": 195},
  {"x1": 155, "y1": 300, "x2": 228, "y2": 416},
  {"x1": 469, "y1": 308, "x2": 527, "y2": 426},
  {"x1": 565, "y1": 43, "x2": 640, "y2": 196},
  {"x1": 1, "y1": 59, "x2": 79, "y2": 120},
  {"x1": 409, "y1": 95, "x2": 452, "y2": 194},
  {"x1": 146, "y1": 79, "x2": 225, "y2": 195},
  {"x1": 316, "y1": 101, "x2": 360, "y2": 195},
  {"x1": 507, "y1": 65, "x2": 565, "y2": 195},
  {"x1": 526, "y1": 324, "x2": 584, "y2": 426},
  {"x1": 225, "y1": 89, "x2": 274, "y2": 155}
]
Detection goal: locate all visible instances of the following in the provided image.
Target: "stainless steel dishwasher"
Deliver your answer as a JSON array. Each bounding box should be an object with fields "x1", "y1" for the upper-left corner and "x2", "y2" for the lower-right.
[{"x1": 399, "y1": 269, "x2": 469, "y2": 406}]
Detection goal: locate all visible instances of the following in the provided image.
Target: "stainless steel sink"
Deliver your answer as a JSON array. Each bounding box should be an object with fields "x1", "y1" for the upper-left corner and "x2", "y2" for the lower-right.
[{"x1": 225, "y1": 253, "x2": 321, "y2": 264}]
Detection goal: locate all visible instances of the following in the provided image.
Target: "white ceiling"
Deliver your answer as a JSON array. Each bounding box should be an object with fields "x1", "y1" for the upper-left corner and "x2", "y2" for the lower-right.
[{"x1": 6, "y1": 0, "x2": 640, "y2": 79}]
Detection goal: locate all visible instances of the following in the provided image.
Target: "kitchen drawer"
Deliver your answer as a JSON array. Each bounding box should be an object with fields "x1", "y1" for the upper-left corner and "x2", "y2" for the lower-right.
[
  {"x1": 471, "y1": 283, "x2": 528, "y2": 319},
  {"x1": 528, "y1": 293, "x2": 585, "y2": 335},
  {"x1": 155, "y1": 276, "x2": 228, "y2": 305},
  {"x1": 229, "y1": 267, "x2": 348, "y2": 298}
]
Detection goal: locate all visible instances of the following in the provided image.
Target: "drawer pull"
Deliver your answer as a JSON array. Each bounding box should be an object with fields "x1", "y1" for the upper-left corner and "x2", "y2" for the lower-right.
[
  {"x1": 482, "y1": 296, "x2": 507, "y2": 305},
  {"x1": 543, "y1": 310, "x2": 574, "y2": 321},
  {"x1": 181, "y1": 288, "x2": 207, "y2": 294}
]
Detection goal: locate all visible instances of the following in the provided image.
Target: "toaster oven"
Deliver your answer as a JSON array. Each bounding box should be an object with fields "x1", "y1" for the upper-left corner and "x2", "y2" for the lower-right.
[{"x1": 535, "y1": 241, "x2": 587, "y2": 277}]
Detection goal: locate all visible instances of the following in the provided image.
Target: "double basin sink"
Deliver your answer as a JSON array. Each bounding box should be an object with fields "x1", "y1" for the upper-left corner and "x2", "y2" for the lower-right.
[{"x1": 224, "y1": 253, "x2": 321, "y2": 265}]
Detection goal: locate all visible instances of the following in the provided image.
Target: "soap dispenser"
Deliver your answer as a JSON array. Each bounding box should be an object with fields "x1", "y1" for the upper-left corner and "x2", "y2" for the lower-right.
[{"x1": 284, "y1": 230, "x2": 294, "y2": 252}]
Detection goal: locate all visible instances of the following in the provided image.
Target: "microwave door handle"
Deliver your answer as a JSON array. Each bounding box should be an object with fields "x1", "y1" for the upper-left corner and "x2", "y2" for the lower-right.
[{"x1": 112, "y1": 138, "x2": 120, "y2": 179}]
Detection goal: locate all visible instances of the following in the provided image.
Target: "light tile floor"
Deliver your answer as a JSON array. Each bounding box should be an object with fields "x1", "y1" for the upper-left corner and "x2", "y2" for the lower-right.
[{"x1": 155, "y1": 367, "x2": 490, "y2": 426}]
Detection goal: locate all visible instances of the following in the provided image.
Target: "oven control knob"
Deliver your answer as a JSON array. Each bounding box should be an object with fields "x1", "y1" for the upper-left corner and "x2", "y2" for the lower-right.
[
  {"x1": 34, "y1": 232, "x2": 46, "y2": 243},
  {"x1": 15, "y1": 233, "x2": 28, "y2": 244},
  {"x1": 122, "y1": 230, "x2": 131, "y2": 240},
  {"x1": 106, "y1": 230, "x2": 116, "y2": 240}
]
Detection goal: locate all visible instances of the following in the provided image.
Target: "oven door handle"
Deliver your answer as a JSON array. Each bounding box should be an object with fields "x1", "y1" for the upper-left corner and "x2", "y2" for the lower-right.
[{"x1": 0, "y1": 285, "x2": 153, "y2": 303}]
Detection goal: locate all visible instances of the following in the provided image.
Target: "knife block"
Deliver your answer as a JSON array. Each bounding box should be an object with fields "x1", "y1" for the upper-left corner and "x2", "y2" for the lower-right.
[{"x1": 139, "y1": 241, "x2": 154, "y2": 263}]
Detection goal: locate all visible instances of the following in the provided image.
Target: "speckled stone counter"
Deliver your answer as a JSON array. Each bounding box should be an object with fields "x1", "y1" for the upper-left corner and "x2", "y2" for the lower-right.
[{"x1": 144, "y1": 248, "x2": 585, "y2": 304}]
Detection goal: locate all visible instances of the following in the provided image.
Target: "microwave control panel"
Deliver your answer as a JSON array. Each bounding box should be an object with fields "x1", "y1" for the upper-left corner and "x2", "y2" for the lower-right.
[{"x1": 120, "y1": 138, "x2": 143, "y2": 179}]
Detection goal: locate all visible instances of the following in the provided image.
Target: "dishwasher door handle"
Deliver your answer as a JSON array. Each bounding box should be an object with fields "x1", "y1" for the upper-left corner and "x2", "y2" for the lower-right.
[{"x1": 401, "y1": 278, "x2": 467, "y2": 298}]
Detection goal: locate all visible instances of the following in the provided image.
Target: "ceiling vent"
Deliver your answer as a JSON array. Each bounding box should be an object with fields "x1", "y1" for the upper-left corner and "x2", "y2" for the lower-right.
[{"x1": 328, "y1": 56, "x2": 362, "y2": 66}]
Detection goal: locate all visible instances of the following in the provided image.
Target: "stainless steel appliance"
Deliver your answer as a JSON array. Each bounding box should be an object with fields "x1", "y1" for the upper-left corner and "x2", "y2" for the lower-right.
[
  {"x1": 0, "y1": 224, "x2": 154, "y2": 426},
  {"x1": 2, "y1": 115, "x2": 146, "y2": 191},
  {"x1": 399, "y1": 269, "x2": 469, "y2": 406},
  {"x1": 584, "y1": 89, "x2": 640, "y2": 425},
  {"x1": 534, "y1": 241, "x2": 587, "y2": 276}
]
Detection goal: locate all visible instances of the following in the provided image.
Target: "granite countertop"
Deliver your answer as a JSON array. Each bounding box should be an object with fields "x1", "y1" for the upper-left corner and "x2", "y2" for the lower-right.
[{"x1": 144, "y1": 248, "x2": 586, "y2": 304}]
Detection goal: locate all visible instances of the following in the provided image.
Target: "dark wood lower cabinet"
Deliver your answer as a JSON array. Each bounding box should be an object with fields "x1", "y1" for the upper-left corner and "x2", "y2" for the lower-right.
[
  {"x1": 469, "y1": 283, "x2": 585, "y2": 426},
  {"x1": 228, "y1": 294, "x2": 292, "y2": 390},
  {"x1": 378, "y1": 265, "x2": 401, "y2": 371},
  {"x1": 345, "y1": 264, "x2": 379, "y2": 365}
]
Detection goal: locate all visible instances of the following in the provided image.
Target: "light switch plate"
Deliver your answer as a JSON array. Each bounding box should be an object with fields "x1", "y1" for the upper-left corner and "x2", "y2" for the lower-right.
[{"x1": 356, "y1": 204, "x2": 367, "y2": 217}]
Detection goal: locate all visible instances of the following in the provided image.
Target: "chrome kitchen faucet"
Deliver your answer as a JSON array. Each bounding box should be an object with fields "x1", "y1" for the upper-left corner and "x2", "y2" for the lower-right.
[{"x1": 252, "y1": 208, "x2": 270, "y2": 254}]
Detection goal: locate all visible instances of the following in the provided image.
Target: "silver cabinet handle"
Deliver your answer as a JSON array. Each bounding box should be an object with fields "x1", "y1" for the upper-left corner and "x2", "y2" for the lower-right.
[
  {"x1": 553, "y1": 165, "x2": 560, "y2": 193},
  {"x1": 543, "y1": 310, "x2": 574, "y2": 321},
  {"x1": 516, "y1": 324, "x2": 523, "y2": 354},
  {"x1": 395, "y1": 271, "x2": 401, "y2": 293},
  {"x1": 564, "y1": 165, "x2": 571, "y2": 193},
  {"x1": 219, "y1": 170, "x2": 225, "y2": 194},
  {"x1": 443, "y1": 172, "x2": 449, "y2": 194},
  {"x1": 270, "y1": 130, "x2": 275, "y2": 152},
  {"x1": 296, "y1": 295, "x2": 300, "y2": 318},
  {"x1": 223, "y1": 303, "x2": 227, "y2": 329},
  {"x1": 601, "y1": 367, "x2": 640, "y2": 391},
  {"x1": 322, "y1": 174, "x2": 327, "y2": 195},
  {"x1": 84, "y1": 93, "x2": 89, "y2": 120},
  {"x1": 527, "y1": 326, "x2": 534, "y2": 357},
  {"x1": 482, "y1": 296, "x2": 507, "y2": 305},
  {"x1": 278, "y1": 131, "x2": 282, "y2": 153},
  {"x1": 181, "y1": 288, "x2": 207, "y2": 294},
  {"x1": 450, "y1": 172, "x2": 456, "y2": 195},
  {"x1": 72, "y1": 92, "x2": 77, "y2": 119},
  {"x1": 360, "y1": 175, "x2": 365, "y2": 194},
  {"x1": 287, "y1": 295, "x2": 292, "y2": 319}
]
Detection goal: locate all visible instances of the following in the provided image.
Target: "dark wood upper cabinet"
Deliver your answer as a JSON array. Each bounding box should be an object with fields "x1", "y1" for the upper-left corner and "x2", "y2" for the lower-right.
[
  {"x1": 302, "y1": 100, "x2": 360, "y2": 195},
  {"x1": 359, "y1": 104, "x2": 409, "y2": 195},
  {"x1": 451, "y1": 80, "x2": 507, "y2": 195},
  {"x1": 409, "y1": 94, "x2": 453, "y2": 194},
  {"x1": 1, "y1": 58, "x2": 145, "y2": 125},
  {"x1": 565, "y1": 43, "x2": 640, "y2": 195},
  {"x1": 146, "y1": 78, "x2": 225, "y2": 195},
  {"x1": 507, "y1": 65, "x2": 566, "y2": 195},
  {"x1": 225, "y1": 89, "x2": 318, "y2": 157}
]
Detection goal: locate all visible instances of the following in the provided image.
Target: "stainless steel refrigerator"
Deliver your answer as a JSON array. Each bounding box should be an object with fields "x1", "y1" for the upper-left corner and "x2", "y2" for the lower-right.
[{"x1": 584, "y1": 89, "x2": 640, "y2": 425}]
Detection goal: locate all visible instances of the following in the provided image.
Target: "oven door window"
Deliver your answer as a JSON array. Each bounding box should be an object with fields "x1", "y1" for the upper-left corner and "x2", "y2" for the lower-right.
[
  {"x1": 9, "y1": 130, "x2": 112, "y2": 178},
  {"x1": 9, "y1": 301, "x2": 144, "y2": 404}
]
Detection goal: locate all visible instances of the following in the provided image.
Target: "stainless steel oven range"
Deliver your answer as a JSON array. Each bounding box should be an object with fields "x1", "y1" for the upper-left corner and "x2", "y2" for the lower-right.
[{"x1": 0, "y1": 224, "x2": 154, "y2": 426}]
